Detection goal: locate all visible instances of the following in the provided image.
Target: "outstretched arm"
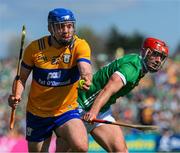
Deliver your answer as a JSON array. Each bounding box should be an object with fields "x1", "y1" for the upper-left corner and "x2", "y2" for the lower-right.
[{"x1": 83, "y1": 72, "x2": 124, "y2": 122}]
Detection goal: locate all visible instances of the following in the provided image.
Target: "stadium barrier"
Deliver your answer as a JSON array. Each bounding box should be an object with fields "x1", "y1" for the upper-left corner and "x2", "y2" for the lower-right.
[{"x1": 0, "y1": 133, "x2": 179, "y2": 152}]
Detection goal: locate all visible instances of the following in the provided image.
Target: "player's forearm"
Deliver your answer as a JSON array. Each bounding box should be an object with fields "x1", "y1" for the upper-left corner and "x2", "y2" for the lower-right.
[
  {"x1": 90, "y1": 73, "x2": 124, "y2": 114},
  {"x1": 78, "y1": 62, "x2": 92, "y2": 90},
  {"x1": 12, "y1": 78, "x2": 25, "y2": 99},
  {"x1": 90, "y1": 88, "x2": 112, "y2": 115},
  {"x1": 78, "y1": 62, "x2": 92, "y2": 81},
  {"x1": 83, "y1": 88, "x2": 112, "y2": 121},
  {"x1": 12, "y1": 66, "x2": 31, "y2": 98}
]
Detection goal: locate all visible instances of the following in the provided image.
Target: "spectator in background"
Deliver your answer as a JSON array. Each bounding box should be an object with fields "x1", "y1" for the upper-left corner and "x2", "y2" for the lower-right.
[
  {"x1": 139, "y1": 94, "x2": 155, "y2": 125},
  {"x1": 158, "y1": 127, "x2": 173, "y2": 152}
]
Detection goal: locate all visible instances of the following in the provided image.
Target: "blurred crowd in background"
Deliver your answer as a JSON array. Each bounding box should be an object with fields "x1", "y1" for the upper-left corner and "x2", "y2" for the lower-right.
[
  {"x1": 0, "y1": 49, "x2": 179, "y2": 139},
  {"x1": 112, "y1": 58, "x2": 180, "y2": 134}
]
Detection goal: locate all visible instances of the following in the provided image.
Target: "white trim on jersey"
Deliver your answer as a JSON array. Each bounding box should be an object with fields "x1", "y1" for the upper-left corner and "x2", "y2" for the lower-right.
[{"x1": 115, "y1": 71, "x2": 127, "y2": 85}]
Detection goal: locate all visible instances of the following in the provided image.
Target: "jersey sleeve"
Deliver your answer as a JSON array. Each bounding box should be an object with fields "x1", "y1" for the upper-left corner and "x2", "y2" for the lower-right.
[
  {"x1": 75, "y1": 40, "x2": 91, "y2": 64},
  {"x1": 117, "y1": 63, "x2": 140, "y2": 84},
  {"x1": 21, "y1": 43, "x2": 34, "y2": 70}
]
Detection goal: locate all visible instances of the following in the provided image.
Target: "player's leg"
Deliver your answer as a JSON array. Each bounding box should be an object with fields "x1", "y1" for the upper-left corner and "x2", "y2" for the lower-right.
[
  {"x1": 91, "y1": 124, "x2": 128, "y2": 152},
  {"x1": 85, "y1": 108, "x2": 128, "y2": 152},
  {"x1": 54, "y1": 110, "x2": 88, "y2": 152},
  {"x1": 56, "y1": 136, "x2": 72, "y2": 152},
  {"x1": 55, "y1": 119, "x2": 88, "y2": 152},
  {"x1": 55, "y1": 123, "x2": 128, "y2": 152},
  {"x1": 26, "y1": 112, "x2": 53, "y2": 152},
  {"x1": 28, "y1": 137, "x2": 51, "y2": 152}
]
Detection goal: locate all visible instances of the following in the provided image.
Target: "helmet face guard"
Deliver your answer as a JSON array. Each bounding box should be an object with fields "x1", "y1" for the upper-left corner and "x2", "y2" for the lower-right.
[
  {"x1": 142, "y1": 48, "x2": 168, "y2": 72},
  {"x1": 141, "y1": 38, "x2": 169, "y2": 73},
  {"x1": 49, "y1": 22, "x2": 75, "y2": 45},
  {"x1": 48, "y1": 8, "x2": 76, "y2": 45}
]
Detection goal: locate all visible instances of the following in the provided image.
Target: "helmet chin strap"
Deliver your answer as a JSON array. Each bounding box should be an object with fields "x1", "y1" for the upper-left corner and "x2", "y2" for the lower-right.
[
  {"x1": 140, "y1": 50, "x2": 149, "y2": 73},
  {"x1": 141, "y1": 59, "x2": 148, "y2": 73}
]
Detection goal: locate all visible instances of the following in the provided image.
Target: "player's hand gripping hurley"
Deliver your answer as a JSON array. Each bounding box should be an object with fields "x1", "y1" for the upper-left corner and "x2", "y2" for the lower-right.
[
  {"x1": 92, "y1": 119, "x2": 158, "y2": 131},
  {"x1": 9, "y1": 25, "x2": 26, "y2": 130}
]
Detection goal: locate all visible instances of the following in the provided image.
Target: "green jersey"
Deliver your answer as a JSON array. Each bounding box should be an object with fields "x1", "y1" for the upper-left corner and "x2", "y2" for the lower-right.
[{"x1": 78, "y1": 54, "x2": 145, "y2": 112}]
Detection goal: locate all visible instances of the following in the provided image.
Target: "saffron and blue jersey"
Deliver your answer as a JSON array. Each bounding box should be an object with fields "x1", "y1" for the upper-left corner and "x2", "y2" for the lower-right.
[{"x1": 22, "y1": 35, "x2": 91, "y2": 117}]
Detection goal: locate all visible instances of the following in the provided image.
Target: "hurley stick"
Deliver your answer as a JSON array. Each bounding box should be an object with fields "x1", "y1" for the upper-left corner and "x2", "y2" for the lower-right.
[
  {"x1": 10, "y1": 25, "x2": 26, "y2": 130},
  {"x1": 92, "y1": 119, "x2": 158, "y2": 131}
]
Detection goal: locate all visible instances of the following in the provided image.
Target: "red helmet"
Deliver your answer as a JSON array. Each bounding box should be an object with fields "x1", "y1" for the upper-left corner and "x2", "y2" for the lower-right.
[
  {"x1": 141, "y1": 37, "x2": 169, "y2": 73},
  {"x1": 142, "y1": 37, "x2": 168, "y2": 56}
]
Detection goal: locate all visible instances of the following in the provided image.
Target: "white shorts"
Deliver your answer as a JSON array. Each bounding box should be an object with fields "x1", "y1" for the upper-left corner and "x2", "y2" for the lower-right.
[{"x1": 78, "y1": 107, "x2": 115, "y2": 133}]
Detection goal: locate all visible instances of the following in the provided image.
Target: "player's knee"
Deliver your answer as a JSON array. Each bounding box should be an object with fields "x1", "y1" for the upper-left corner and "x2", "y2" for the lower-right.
[
  {"x1": 112, "y1": 142, "x2": 128, "y2": 153},
  {"x1": 78, "y1": 144, "x2": 88, "y2": 152},
  {"x1": 73, "y1": 142, "x2": 88, "y2": 152}
]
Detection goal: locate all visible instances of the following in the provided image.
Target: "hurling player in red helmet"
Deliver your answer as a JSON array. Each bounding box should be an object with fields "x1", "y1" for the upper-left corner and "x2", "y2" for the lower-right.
[
  {"x1": 57, "y1": 37, "x2": 169, "y2": 152},
  {"x1": 63, "y1": 37, "x2": 168, "y2": 152}
]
